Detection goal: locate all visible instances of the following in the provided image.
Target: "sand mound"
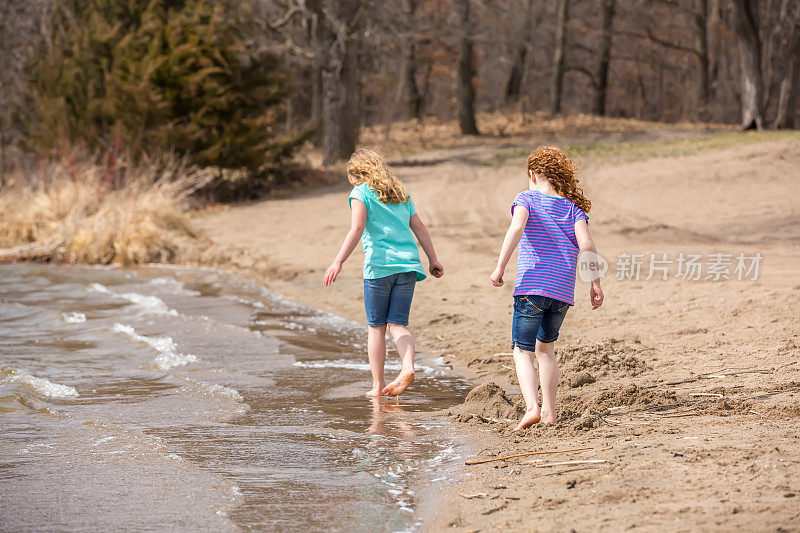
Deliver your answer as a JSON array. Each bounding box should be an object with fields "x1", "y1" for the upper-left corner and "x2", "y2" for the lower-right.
[
  {"x1": 558, "y1": 339, "x2": 649, "y2": 378},
  {"x1": 449, "y1": 381, "x2": 524, "y2": 424}
]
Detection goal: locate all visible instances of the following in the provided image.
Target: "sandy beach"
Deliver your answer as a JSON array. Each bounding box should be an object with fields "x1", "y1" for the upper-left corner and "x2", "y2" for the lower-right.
[{"x1": 193, "y1": 131, "x2": 800, "y2": 531}]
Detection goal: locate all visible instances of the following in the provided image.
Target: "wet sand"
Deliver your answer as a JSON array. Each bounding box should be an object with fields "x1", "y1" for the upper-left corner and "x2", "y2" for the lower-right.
[{"x1": 194, "y1": 131, "x2": 800, "y2": 531}]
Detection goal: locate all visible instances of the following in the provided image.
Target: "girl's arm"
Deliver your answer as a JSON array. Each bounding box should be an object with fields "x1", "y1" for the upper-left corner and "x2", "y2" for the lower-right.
[
  {"x1": 323, "y1": 199, "x2": 367, "y2": 287},
  {"x1": 490, "y1": 206, "x2": 529, "y2": 286},
  {"x1": 409, "y1": 213, "x2": 444, "y2": 278},
  {"x1": 575, "y1": 219, "x2": 604, "y2": 309}
]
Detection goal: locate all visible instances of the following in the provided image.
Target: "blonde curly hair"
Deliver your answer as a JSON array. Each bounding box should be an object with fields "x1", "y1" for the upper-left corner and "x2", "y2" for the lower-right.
[
  {"x1": 526, "y1": 146, "x2": 591, "y2": 213},
  {"x1": 346, "y1": 149, "x2": 410, "y2": 204}
]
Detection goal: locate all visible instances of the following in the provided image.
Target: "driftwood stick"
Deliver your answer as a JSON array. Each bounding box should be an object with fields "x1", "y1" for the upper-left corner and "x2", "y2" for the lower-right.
[
  {"x1": 0, "y1": 238, "x2": 64, "y2": 263},
  {"x1": 655, "y1": 412, "x2": 700, "y2": 419},
  {"x1": 526, "y1": 459, "x2": 609, "y2": 467},
  {"x1": 465, "y1": 446, "x2": 593, "y2": 465},
  {"x1": 458, "y1": 492, "x2": 489, "y2": 499}
]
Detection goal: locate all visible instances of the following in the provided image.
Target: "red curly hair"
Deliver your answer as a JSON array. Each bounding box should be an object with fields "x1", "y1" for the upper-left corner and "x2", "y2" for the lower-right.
[{"x1": 526, "y1": 146, "x2": 591, "y2": 213}]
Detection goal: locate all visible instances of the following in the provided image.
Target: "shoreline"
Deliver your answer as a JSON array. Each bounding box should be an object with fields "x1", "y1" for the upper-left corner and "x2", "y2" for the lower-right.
[{"x1": 187, "y1": 132, "x2": 800, "y2": 530}]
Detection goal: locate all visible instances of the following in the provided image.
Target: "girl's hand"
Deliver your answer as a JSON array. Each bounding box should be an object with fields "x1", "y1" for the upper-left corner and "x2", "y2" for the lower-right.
[
  {"x1": 430, "y1": 260, "x2": 444, "y2": 278},
  {"x1": 489, "y1": 266, "x2": 504, "y2": 287},
  {"x1": 590, "y1": 282, "x2": 604, "y2": 309},
  {"x1": 323, "y1": 261, "x2": 342, "y2": 287}
]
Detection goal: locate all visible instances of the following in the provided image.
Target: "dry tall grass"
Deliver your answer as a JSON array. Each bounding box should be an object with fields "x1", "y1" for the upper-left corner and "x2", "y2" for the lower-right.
[{"x1": 0, "y1": 155, "x2": 209, "y2": 265}]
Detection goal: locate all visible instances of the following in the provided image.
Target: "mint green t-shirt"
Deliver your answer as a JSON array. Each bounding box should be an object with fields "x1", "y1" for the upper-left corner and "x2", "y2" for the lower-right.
[{"x1": 348, "y1": 183, "x2": 427, "y2": 281}]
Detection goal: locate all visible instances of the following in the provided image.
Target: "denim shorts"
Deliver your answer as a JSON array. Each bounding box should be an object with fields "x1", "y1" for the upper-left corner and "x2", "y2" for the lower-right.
[
  {"x1": 363, "y1": 272, "x2": 416, "y2": 327},
  {"x1": 512, "y1": 295, "x2": 570, "y2": 351}
]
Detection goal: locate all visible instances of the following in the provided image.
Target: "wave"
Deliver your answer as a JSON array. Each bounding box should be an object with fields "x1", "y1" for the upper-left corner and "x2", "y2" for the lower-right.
[
  {"x1": 149, "y1": 277, "x2": 201, "y2": 297},
  {"x1": 62, "y1": 312, "x2": 87, "y2": 324},
  {"x1": 0, "y1": 367, "x2": 79, "y2": 398},
  {"x1": 179, "y1": 378, "x2": 246, "y2": 403},
  {"x1": 112, "y1": 323, "x2": 198, "y2": 370},
  {"x1": 90, "y1": 283, "x2": 178, "y2": 316}
]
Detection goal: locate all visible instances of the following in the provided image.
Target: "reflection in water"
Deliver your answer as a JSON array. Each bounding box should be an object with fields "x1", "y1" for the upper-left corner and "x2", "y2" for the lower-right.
[{"x1": 0, "y1": 264, "x2": 471, "y2": 532}]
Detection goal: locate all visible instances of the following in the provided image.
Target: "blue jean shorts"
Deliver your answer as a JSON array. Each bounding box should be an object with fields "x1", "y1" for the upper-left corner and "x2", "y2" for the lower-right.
[
  {"x1": 512, "y1": 295, "x2": 570, "y2": 351},
  {"x1": 363, "y1": 272, "x2": 416, "y2": 327}
]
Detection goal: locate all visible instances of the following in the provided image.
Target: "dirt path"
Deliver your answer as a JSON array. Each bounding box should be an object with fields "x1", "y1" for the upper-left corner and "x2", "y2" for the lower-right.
[{"x1": 193, "y1": 131, "x2": 800, "y2": 531}]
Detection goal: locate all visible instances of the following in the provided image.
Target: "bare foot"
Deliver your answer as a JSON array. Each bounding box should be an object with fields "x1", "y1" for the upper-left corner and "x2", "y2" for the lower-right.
[
  {"x1": 365, "y1": 384, "x2": 385, "y2": 397},
  {"x1": 382, "y1": 370, "x2": 415, "y2": 397},
  {"x1": 513, "y1": 410, "x2": 541, "y2": 431},
  {"x1": 540, "y1": 410, "x2": 557, "y2": 424}
]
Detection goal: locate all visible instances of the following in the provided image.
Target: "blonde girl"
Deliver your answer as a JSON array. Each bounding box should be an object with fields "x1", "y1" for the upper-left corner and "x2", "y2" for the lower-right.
[{"x1": 324, "y1": 149, "x2": 443, "y2": 397}]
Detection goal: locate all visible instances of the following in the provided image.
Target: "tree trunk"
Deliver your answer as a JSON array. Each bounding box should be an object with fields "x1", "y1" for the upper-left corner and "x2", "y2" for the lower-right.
[
  {"x1": 318, "y1": 0, "x2": 362, "y2": 165},
  {"x1": 731, "y1": 0, "x2": 764, "y2": 130},
  {"x1": 311, "y1": 65, "x2": 323, "y2": 145},
  {"x1": 456, "y1": 0, "x2": 480, "y2": 135},
  {"x1": 592, "y1": 0, "x2": 616, "y2": 116},
  {"x1": 504, "y1": 0, "x2": 534, "y2": 104},
  {"x1": 401, "y1": 0, "x2": 422, "y2": 120},
  {"x1": 549, "y1": 0, "x2": 569, "y2": 114},
  {"x1": 771, "y1": 3, "x2": 800, "y2": 129},
  {"x1": 693, "y1": 0, "x2": 711, "y2": 110}
]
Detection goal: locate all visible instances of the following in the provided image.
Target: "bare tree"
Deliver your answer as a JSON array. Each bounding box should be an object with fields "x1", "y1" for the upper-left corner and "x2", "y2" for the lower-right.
[
  {"x1": 693, "y1": 0, "x2": 711, "y2": 109},
  {"x1": 771, "y1": 1, "x2": 800, "y2": 128},
  {"x1": 504, "y1": 0, "x2": 534, "y2": 104},
  {"x1": 401, "y1": 0, "x2": 423, "y2": 119},
  {"x1": 731, "y1": 0, "x2": 763, "y2": 129},
  {"x1": 550, "y1": 0, "x2": 570, "y2": 114},
  {"x1": 593, "y1": 0, "x2": 616, "y2": 116},
  {"x1": 313, "y1": 0, "x2": 364, "y2": 164},
  {"x1": 456, "y1": 0, "x2": 480, "y2": 135}
]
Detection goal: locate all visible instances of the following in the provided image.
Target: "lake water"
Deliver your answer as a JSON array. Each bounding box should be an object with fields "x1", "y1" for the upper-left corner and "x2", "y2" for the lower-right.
[{"x1": 0, "y1": 263, "x2": 472, "y2": 531}]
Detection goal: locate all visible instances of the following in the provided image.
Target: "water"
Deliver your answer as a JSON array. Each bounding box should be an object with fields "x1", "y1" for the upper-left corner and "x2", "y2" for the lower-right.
[{"x1": 0, "y1": 263, "x2": 472, "y2": 531}]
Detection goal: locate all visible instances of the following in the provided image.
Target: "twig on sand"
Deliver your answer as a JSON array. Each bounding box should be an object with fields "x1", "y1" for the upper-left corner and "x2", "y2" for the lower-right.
[
  {"x1": 481, "y1": 500, "x2": 508, "y2": 515},
  {"x1": 655, "y1": 412, "x2": 700, "y2": 419},
  {"x1": 492, "y1": 352, "x2": 514, "y2": 358},
  {"x1": 689, "y1": 393, "x2": 724, "y2": 398},
  {"x1": 465, "y1": 446, "x2": 593, "y2": 465},
  {"x1": 524, "y1": 459, "x2": 609, "y2": 468},
  {"x1": 535, "y1": 465, "x2": 603, "y2": 478},
  {"x1": 646, "y1": 368, "x2": 772, "y2": 389},
  {"x1": 459, "y1": 492, "x2": 489, "y2": 499},
  {"x1": 501, "y1": 365, "x2": 515, "y2": 371},
  {"x1": 602, "y1": 417, "x2": 650, "y2": 426}
]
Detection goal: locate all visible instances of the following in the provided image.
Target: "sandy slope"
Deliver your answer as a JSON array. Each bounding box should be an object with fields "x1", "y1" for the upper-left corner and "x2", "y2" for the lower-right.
[{"x1": 194, "y1": 132, "x2": 800, "y2": 531}]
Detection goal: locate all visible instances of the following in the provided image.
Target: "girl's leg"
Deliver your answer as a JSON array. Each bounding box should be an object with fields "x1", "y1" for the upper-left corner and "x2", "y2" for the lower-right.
[
  {"x1": 366, "y1": 324, "x2": 387, "y2": 397},
  {"x1": 382, "y1": 323, "x2": 415, "y2": 396},
  {"x1": 381, "y1": 273, "x2": 417, "y2": 397},
  {"x1": 512, "y1": 344, "x2": 541, "y2": 431},
  {"x1": 535, "y1": 340, "x2": 558, "y2": 424}
]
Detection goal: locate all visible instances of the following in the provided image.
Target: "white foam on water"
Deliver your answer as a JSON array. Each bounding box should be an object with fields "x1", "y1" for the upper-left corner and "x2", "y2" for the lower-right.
[
  {"x1": 293, "y1": 359, "x2": 437, "y2": 374},
  {"x1": 62, "y1": 312, "x2": 87, "y2": 324},
  {"x1": 293, "y1": 359, "x2": 401, "y2": 372},
  {"x1": 89, "y1": 282, "x2": 111, "y2": 294},
  {"x1": 179, "y1": 378, "x2": 245, "y2": 403},
  {"x1": 90, "y1": 283, "x2": 178, "y2": 316},
  {"x1": 149, "y1": 277, "x2": 201, "y2": 297},
  {"x1": 0, "y1": 367, "x2": 79, "y2": 398},
  {"x1": 112, "y1": 323, "x2": 198, "y2": 370}
]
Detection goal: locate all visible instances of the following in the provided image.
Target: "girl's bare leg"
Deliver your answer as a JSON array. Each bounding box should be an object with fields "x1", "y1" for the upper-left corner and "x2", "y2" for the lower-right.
[
  {"x1": 535, "y1": 340, "x2": 559, "y2": 424},
  {"x1": 382, "y1": 323, "x2": 415, "y2": 396},
  {"x1": 366, "y1": 325, "x2": 387, "y2": 397},
  {"x1": 512, "y1": 344, "x2": 541, "y2": 430}
]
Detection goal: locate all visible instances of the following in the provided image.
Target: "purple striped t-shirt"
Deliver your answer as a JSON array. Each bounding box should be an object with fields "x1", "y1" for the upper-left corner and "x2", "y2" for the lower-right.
[{"x1": 511, "y1": 190, "x2": 588, "y2": 305}]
